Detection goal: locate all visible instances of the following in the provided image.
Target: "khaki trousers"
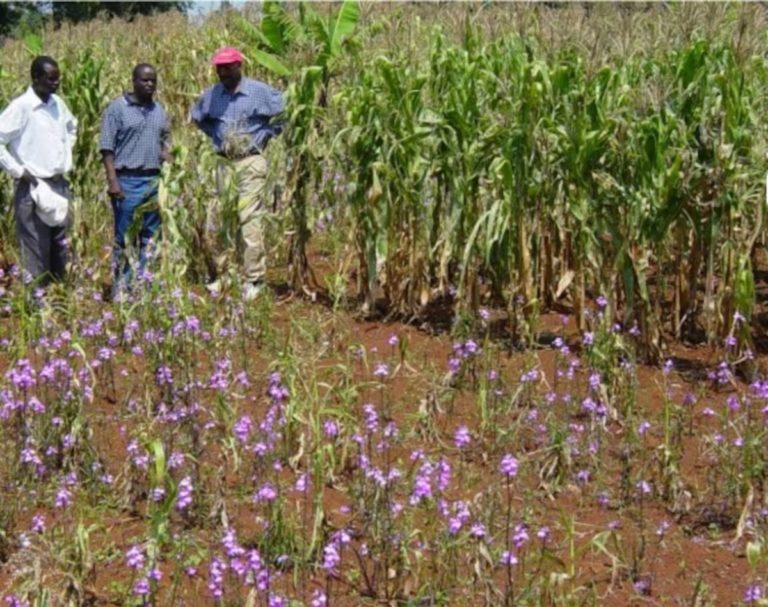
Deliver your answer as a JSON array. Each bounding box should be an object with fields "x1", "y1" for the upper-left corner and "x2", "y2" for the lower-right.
[{"x1": 215, "y1": 154, "x2": 268, "y2": 284}]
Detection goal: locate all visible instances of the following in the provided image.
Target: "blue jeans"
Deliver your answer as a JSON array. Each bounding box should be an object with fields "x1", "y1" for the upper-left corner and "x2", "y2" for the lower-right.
[{"x1": 112, "y1": 175, "x2": 160, "y2": 291}]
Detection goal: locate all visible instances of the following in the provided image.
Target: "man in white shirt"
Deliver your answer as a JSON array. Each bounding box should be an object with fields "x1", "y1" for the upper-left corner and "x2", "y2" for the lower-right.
[{"x1": 0, "y1": 56, "x2": 77, "y2": 286}]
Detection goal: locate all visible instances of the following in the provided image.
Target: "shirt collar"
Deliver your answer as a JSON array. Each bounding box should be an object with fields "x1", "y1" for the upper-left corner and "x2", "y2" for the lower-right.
[
  {"x1": 218, "y1": 79, "x2": 249, "y2": 98},
  {"x1": 124, "y1": 92, "x2": 155, "y2": 108},
  {"x1": 25, "y1": 86, "x2": 54, "y2": 109}
]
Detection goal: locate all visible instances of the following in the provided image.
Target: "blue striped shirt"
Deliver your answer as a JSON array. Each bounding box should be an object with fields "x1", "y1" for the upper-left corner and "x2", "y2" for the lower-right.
[
  {"x1": 191, "y1": 77, "x2": 283, "y2": 155},
  {"x1": 99, "y1": 94, "x2": 170, "y2": 170}
]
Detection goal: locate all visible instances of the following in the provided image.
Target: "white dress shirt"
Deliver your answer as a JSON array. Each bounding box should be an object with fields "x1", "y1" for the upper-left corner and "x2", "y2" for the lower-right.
[{"x1": 0, "y1": 86, "x2": 77, "y2": 180}]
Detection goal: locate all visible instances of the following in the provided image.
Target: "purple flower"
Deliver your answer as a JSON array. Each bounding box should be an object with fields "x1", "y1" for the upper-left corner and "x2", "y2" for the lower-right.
[
  {"x1": 499, "y1": 454, "x2": 518, "y2": 478},
  {"x1": 126, "y1": 545, "x2": 145, "y2": 569},
  {"x1": 207, "y1": 557, "x2": 227, "y2": 599},
  {"x1": 311, "y1": 589, "x2": 328, "y2": 606},
  {"x1": 448, "y1": 357, "x2": 461, "y2": 375},
  {"x1": 8, "y1": 359, "x2": 36, "y2": 390},
  {"x1": 633, "y1": 578, "x2": 650, "y2": 595},
  {"x1": 387, "y1": 334, "x2": 399, "y2": 347},
  {"x1": 588, "y1": 372, "x2": 601, "y2": 390},
  {"x1": 168, "y1": 451, "x2": 185, "y2": 469},
  {"x1": 323, "y1": 419, "x2": 339, "y2": 439},
  {"x1": 30, "y1": 515, "x2": 45, "y2": 534},
  {"x1": 373, "y1": 362, "x2": 390, "y2": 378},
  {"x1": 437, "y1": 458, "x2": 452, "y2": 492},
  {"x1": 132, "y1": 577, "x2": 150, "y2": 597},
  {"x1": 727, "y1": 395, "x2": 740, "y2": 413},
  {"x1": 744, "y1": 584, "x2": 762, "y2": 604},
  {"x1": 512, "y1": 524, "x2": 529, "y2": 548},
  {"x1": 233, "y1": 415, "x2": 253, "y2": 443},
  {"x1": 454, "y1": 425, "x2": 471, "y2": 449},
  {"x1": 499, "y1": 551, "x2": 518, "y2": 565},
  {"x1": 596, "y1": 295, "x2": 608, "y2": 309},
  {"x1": 656, "y1": 520, "x2": 670, "y2": 537},
  {"x1": 176, "y1": 476, "x2": 193, "y2": 511},
  {"x1": 470, "y1": 522, "x2": 487, "y2": 538},
  {"x1": 362, "y1": 404, "x2": 379, "y2": 433},
  {"x1": 54, "y1": 487, "x2": 72, "y2": 509},
  {"x1": 322, "y1": 542, "x2": 341, "y2": 574},
  {"x1": 254, "y1": 483, "x2": 278, "y2": 503},
  {"x1": 409, "y1": 460, "x2": 435, "y2": 505},
  {"x1": 636, "y1": 480, "x2": 652, "y2": 497},
  {"x1": 155, "y1": 365, "x2": 173, "y2": 386}
]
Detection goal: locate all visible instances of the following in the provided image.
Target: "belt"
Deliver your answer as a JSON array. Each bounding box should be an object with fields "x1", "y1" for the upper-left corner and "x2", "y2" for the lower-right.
[
  {"x1": 216, "y1": 150, "x2": 260, "y2": 161},
  {"x1": 116, "y1": 168, "x2": 160, "y2": 177}
]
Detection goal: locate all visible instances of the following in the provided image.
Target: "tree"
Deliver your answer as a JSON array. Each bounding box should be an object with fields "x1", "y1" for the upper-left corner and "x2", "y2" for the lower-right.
[
  {"x1": 0, "y1": 3, "x2": 45, "y2": 38},
  {"x1": 50, "y1": 2, "x2": 189, "y2": 26}
]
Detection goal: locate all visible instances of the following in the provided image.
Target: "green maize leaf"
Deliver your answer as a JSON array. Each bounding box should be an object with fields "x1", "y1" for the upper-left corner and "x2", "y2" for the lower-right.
[
  {"x1": 23, "y1": 33, "x2": 42, "y2": 56},
  {"x1": 735, "y1": 255, "x2": 755, "y2": 321},
  {"x1": 150, "y1": 439, "x2": 167, "y2": 486}
]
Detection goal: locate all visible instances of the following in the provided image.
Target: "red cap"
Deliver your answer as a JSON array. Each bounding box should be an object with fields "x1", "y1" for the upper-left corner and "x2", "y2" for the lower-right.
[{"x1": 211, "y1": 47, "x2": 244, "y2": 65}]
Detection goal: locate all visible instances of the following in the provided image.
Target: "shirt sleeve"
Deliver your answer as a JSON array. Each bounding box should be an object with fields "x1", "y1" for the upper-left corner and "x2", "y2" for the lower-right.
[
  {"x1": 265, "y1": 87, "x2": 284, "y2": 136},
  {"x1": 99, "y1": 102, "x2": 119, "y2": 153},
  {"x1": 0, "y1": 98, "x2": 27, "y2": 179},
  {"x1": 265, "y1": 86, "x2": 284, "y2": 117},
  {"x1": 161, "y1": 109, "x2": 171, "y2": 149},
  {"x1": 61, "y1": 99, "x2": 78, "y2": 153},
  {"x1": 62, "y1": 100, "x2": 77, "y2": 136},
  {"x1": 191, "y1": 91, "x2": 216, "y2": 140}
]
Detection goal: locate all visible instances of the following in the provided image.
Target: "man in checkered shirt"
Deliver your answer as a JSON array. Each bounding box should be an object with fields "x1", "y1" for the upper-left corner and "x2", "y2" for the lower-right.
[
  {"x1": 191, "y1": 47, "x2": 283, "y2": 301},
  {"x1": 100, "y1": 63, "x2": 170, "y2": 298}
]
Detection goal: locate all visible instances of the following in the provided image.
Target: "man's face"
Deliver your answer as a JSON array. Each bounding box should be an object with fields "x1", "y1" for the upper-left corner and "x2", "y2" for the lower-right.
[
  {"x1": 133, "y1": 67, "x2": 157, "y2": 99},
  {"x1": 216, "y1": 62, "x2": 242, "y2": 89},
  {"x1": 34, "y1": 64, "x2": 60, "y2": 98}
]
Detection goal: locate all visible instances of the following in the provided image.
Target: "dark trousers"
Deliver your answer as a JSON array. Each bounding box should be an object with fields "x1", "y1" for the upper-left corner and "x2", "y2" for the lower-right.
[{"x1": 14, "y1": 177, "x2": 71, "y2": 286}]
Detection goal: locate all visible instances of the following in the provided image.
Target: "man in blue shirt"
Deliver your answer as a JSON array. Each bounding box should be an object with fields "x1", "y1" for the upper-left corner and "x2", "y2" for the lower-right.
[
  {"x1": 191, "y1": 47, "x2": 283, "y2": 301},
  {"x1": 100, "y1": 63, "x2": 170, "y2": 298}
]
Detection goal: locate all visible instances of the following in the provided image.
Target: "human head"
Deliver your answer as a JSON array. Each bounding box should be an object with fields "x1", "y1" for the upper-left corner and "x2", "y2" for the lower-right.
[
  {"x1": 211, "y1": 47, "x2": 243, "y2": 91},
  {"x1": 30, "y1": 56, "x2": 60, "y2": 101},
  {"x1": 132, "y1": 63, "x2": 157, "y2": 102}
]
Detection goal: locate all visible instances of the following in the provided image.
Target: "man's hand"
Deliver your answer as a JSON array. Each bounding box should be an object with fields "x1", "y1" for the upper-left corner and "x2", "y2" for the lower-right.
[
  {"x1": 107, "y1": 179, "x2": 124, "y2": 200},
  {"x1": 20, "y1": 170, "x2": 38, "y2": 187}
]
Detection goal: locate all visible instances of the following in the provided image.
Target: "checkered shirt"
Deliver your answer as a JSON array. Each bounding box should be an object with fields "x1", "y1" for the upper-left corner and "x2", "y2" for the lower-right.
[
  {"x1": 99, "y1": 94, "x2": 170, "y2": 170},
  {"x1": 191, "y1": 77, "x2": 283, "y2": 154}
]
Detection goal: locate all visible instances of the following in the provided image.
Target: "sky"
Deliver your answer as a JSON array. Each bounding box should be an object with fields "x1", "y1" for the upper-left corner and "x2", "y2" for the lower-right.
[{"x1": 187, "y1": 0, "x2": 250, "y2": 18}]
